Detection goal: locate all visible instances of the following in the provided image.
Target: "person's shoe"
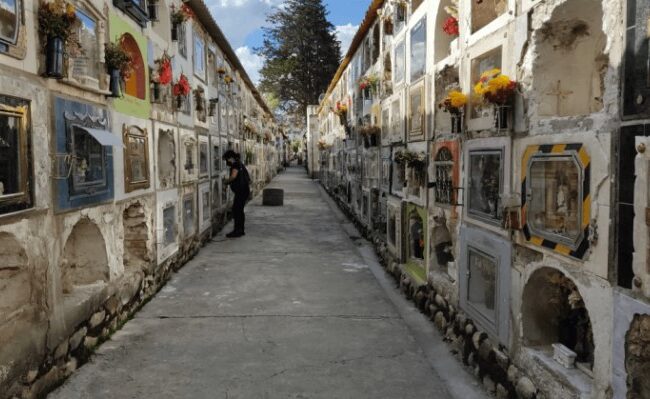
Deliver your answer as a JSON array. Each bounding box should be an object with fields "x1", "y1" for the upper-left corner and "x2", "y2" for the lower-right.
[{"x1": 226, "y1": 231, "x2": 243, "y2": 238}]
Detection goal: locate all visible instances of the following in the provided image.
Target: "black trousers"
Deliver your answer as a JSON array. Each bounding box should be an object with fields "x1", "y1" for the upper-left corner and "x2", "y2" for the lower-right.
[{"x1": 232, "y1": 189, "x2": 249, "y2": 233}]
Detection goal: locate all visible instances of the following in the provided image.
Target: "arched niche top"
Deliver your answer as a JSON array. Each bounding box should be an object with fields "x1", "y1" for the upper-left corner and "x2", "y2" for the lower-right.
[
  {"x1": 121, "y1": 33, "x2": 146, "y2": 100},
  {"x1": 61, "y1": 218, "x2": 109, "y2": 294}
]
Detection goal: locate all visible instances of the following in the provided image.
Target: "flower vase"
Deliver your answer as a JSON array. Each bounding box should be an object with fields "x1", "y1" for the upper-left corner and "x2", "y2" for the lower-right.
[
  {"x1": 363, "y1": 135, "x2": 370, "y2": 149},
  {"x1": 339, "y1": 113, "x2": 347, "y2": 126},
  {"x1": 45, "y1": 36, "x2": 64, "y2": 79},
  {"x1": 451, "y1": 113, "x2": 462, "y2": 134},
  {"x1": 171, "y1": 24, "x2": 178, "y2": 41},
  {"x1": 370, "y1": 134, "x2": 378, "y2": 147},
  {"x1": 176, "y1": 95, "x2": 183, "y2": 110},
  {"x1": 108, "y1": 69, "x2": 122, "y2": 97},
  {"x1": 494, "y1": 105, "x2": 509, "y2": 129}
]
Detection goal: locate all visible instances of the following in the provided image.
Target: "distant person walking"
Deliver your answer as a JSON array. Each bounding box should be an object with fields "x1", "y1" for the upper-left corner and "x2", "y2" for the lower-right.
[{"x1": 223, "y1": 150, "x2": 251, "y2": 238}]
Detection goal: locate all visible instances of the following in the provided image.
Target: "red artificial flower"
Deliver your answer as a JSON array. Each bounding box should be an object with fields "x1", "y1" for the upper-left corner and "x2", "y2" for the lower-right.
[
  {"x1": 158, "y1": 59, "x2": 172, "y2": 85},
  {"x1": 173, "y1": 73, "x2": 191, "y2": 97},
  {"x1": 442, "y1": 16, "x2": 459, "y2": 36}
]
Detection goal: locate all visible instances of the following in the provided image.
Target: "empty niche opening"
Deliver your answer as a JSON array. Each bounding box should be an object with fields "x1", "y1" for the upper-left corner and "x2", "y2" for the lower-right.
[
  {"x1": 434, "y1": 0, "x2": 456, "y2": 63},
  {"x1": 408, "y1": 209, "x2": 424, "y2": 260},
  {"x1": 61, "y1": 218, "x2": 109, "y2": 294},
  {"x1": 123, "y1": 201, "x2": 150, "y2": 270},
  {"x1": 158, "y1": 129, "x2": 176, "y2": 189},
  {"x1": 625, "y1": 314, "x2": 650, "y2": 398},
  {"x1": 432, "y1": 212, "x2": 453, "y2": 270},
  {"x1": 472, "y1": 0, "x2": 507, "y2": 33},
  {"x1": 0, "y1": 232, "x2": 30, "y2": 324},
  {"x1": 435, "y1": 66, "x2": 460, "y2": 134},
  {"x1": 522, "y1": 267, "x2": 595, "y2": 370},
  {"x1": 532, "y1": 0, "x2": 607, "y2": 117}
]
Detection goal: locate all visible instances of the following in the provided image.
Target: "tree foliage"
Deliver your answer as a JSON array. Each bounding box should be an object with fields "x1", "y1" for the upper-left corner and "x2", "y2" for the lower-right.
[{"x1": 257, "y1": 0, "x2": 341, "y2": 120}]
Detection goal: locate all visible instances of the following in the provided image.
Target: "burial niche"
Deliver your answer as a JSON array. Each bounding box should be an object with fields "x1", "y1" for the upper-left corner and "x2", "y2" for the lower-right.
[
  {"x1": 625, "y1": 314, "x2": 650, "y2": 399},
  {"x1": 408, "y1": 210, "x2": 425, "y2": 260},
  {"x1": 158, "y1": 129, "x2": 176, "y2": 189},
  {"x1": 533, "y1": 0, "x2": 606, "y2": 117},
  {"x1": 434, "y1": 0, "x2": 456, "y2": 63},
  {"x1": 61, "y1": 219, "x2": 109, "y2": 294},
  {"x1": 434, "y1": 67, "x2": 460, "y2": 134},
  {"x1": 522, "y1": 267, "x2": 595, "y2": 370},
  {"x1": 122, "y1": 202, "x2": 150, "y2": 270},
  {"x1": 471, "y1": 0, "x2": 507, "y2": 33},
  {"x1": 432, "y1": 212, "x2": 454, "y2": 269},
  {"x1": 0, "y1": 232, "x2": 30, "y2": 324}
]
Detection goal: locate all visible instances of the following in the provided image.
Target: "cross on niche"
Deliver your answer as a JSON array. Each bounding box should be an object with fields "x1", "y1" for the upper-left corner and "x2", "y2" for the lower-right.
[{"x1": 546, "y1": 80, "x2": 573, "y2": 115}]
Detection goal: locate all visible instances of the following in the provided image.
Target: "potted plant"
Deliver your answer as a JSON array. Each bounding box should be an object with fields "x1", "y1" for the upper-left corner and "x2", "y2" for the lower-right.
[
  {"x1": 359, "y1": 74, "x2": 379, "y2": 98},
  {"x1": 438, "y1": 89, "x2": 467, "y2": 133},
  {"x1": 473, "y1": 68, "x2": 517, "y2": 129},
  {"x1": 173, "y1": 73, "x2": 191, "y2": 110},
  {"x1": 104, "y1": 36, "x2": 133, "y2": 98},
  {"x1": 359, "y1": 125, "x2": 381, "y2": 148},
  {"x1": 38, "y1": 0, "x2": 80, "y2": 79},
  {"x1": 150, "y1": 52, "x2": 172, "y2": 102},
  {"x1": 170, "y1": 4, "x2": 193, "y2": 41}
]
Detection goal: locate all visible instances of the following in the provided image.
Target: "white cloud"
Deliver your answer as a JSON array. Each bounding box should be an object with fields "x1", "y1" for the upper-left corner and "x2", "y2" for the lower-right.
[
  {"x1": 206, "y1": 0, "x2": 282, "y2": 48},
  {"x1": 335, "y1": 23, "x2": 358, "y2": 56},
  {"x1": 235, "y1": 46, "x2": 265, "y2": 84}
]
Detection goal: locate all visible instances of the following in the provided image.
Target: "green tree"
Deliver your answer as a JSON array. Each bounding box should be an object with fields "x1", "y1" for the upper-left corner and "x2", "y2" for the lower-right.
[{"x1": 257, "y1": 0, "x2": 341, "y2": 119}]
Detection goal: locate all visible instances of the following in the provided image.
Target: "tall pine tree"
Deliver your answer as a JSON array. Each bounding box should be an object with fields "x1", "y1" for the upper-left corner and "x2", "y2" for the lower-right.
[{"x1": 257, "y1": 0, "x2": 342, "y2": 119}]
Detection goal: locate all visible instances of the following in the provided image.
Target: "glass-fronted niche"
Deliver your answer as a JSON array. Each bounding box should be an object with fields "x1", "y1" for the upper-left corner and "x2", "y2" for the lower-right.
[
  {"x1": 467, "y1": 148, "x2": 503, "y2": 224},
  {"x1": 623, "y1": 0, "x2": 650, "y2": 118},
  {"x1": 54, "y1": 98, "x2": 114, "y2": 212},
  {"x1": 522, "y1": 144, "x2": 591, "y2": 259},
  {"x1": 0, "y1": 96, "x2": 31, "y2": 215},
  {"x1": 410, "y1": 16, "x2": 426, "y2": 82},
  {"x1": 470, "y1": 47, "x2": 502, "y2": 119},
  {"x1": 459, "y1": 225, "x2": 511, "y2": 345},
  {"x1": 0, "y1": 0, "x2": 26, "y2": 59},
  {"x1": 123, "y1": 125, "x2": 150, "y2": 193}
]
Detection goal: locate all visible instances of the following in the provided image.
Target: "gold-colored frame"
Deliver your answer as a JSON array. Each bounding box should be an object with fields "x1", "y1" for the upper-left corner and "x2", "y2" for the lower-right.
[
  {"x1": 123, "y1": 124, "x2": 150, "y2": 193},
  {"x1": 0, "y1": 103, "x2": 30, "y2": 210},
  {"x1": 408, "y1": 80, "x2": 425, "y2": 141}
]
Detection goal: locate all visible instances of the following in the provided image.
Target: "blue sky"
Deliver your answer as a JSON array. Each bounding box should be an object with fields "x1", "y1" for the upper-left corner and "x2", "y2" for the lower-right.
[{"x1": 205, "y1": 0, "x2": 370, "y2": 84}]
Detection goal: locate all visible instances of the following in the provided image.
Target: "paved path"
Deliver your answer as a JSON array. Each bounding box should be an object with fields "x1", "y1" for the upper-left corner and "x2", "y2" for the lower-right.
[{"x1": 49, "y1": 167, "x2": 487, "y2": 399}]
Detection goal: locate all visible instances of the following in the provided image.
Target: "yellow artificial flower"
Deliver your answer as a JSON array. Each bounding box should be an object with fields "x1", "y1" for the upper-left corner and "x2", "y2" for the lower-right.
[
  {"x1": 66, "y1": 3, "x2": 75, "y2": 16},
  {"x1": 480, "y1": 68, "x2": 501, "y2": 81},
  {"x1": 448, "y1": 90, "x2": 467, "y2": 108}
]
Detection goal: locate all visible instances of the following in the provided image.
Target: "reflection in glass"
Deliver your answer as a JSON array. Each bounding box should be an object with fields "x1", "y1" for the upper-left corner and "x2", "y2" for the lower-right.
[
  {"x1": 468, "y1": 150, "x2": 502, "y2": 221},
  {"x1": 394, "y1": 40, "x2": 405, "y2": 84},
  {"x1": 199, "y1": 142, "x2": 208, "y2": 174},
  {"x1": 202, "y1": 191, "x2": 210, "y2": 221},
  {"x1": 467, "y1": 248, "x2": 496, "y2": 321},
  {"x1": 194, "y1": 36, "x2": 205, "y2": 77},
  {"x1": 0, "y1": 0, "x2": 18, "y2": 45},
  {"x1": 163, "y1": 205, "x2": 176, "y2": 246},
  {"x1": 128, "y1": 136, "x2": 146, "y2": 182},
  {"x1": 72, "y1": 127, "x2": 105, "y2": 188},
  {"x1": 0, "y1": 113, "x2": 19, "y2": 196},
  {"x1": 410, "y1": 17, "x2": 426, "y2": 81},
  {"x1": 183, "y1": 195, "x2": 194, "y2": 233},
  {"x1": 72, "y1": 10, "x2": 98, "y2": 80},
  {"x1": 529, "y1": 157, "x2": 581, "y2": 243}
]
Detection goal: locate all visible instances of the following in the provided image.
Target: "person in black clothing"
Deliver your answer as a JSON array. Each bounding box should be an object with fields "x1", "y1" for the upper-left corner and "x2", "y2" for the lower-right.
[{"x1": 223, "y1": 150, "x2": 251, "y2": 238}]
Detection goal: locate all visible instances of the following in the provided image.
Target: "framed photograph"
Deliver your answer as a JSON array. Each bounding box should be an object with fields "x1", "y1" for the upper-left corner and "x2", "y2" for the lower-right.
[{"x1": 408, "y1": 80, "x2": 425, "y2": 141}]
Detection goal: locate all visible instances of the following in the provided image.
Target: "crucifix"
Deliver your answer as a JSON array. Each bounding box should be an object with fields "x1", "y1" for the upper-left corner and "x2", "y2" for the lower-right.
[{"x1": 546, "y1": 80, "x2": 573, "y2": 115}]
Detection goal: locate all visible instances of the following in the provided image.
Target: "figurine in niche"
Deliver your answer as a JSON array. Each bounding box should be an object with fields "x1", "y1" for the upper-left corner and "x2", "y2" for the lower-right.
[
  {"x1": 432, "y1": 212, "x2": 454, "y2": 267},
  {"x1": 75, "y1": 158, "x2": 89, "y2": 183}
]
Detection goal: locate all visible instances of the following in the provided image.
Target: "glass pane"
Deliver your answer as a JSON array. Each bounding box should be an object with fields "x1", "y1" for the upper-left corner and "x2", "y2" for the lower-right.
[
  {"x1": 410, "y1": 17, "x2": 426, "y2": 81},
  {"x1": 72, "y1": 127, "x2": 105, "y2": 188},
  {"x1": 178, "y1": 24, "x2": 187, "y2": 58},
  {"x1": 529, "y1": 157, "x2": 581, "y2": 242},
  {"x1": 199, "y1": 143, "x2": 208, "y2": 174},
  {"x1": 202, "y1": 191, "x2": 210, "y2": 221},
  {"x1": 185, "y1": 145, "x2": 194, "y2": 171},
  {"x1": 194, "y1": 37, "x2": 205, "y2": 76},
  {"x1": 72, "y1": 10, "x2": 98, "y2": 80},
  {"x1": 0, "y1": 113, "x2": 20, "y2": 196},
  {"x1": 467, "y1": 248, "x2": 497, "y2": 321},
  {"x1": 394, "y1": 40, "x2": 405, "y2": 84},
  {"x1": 163, "y1": 206, "x2": 176, "y2": 246},
  {"x1": 213, "y1": 145, "x2": 220, "y2": 171},
  {"x1": 390, "y1": 99, "x2": 400, "y2": 139},
  {"x1": 409, "y1": 214, "x2": 424, "y2": 259},
  {"x1": 183, "y1": 196, "x2": 194, "y2": 233},
  {"x1": 409, "y1": 87, "x2": 423, "y2": 135},
  {"x1": 468, "y1": 151, "x2": 502, "y2": 220},
  {"x1": 470, "y1": 49, "x2": 502, "y2": 118},
  {"x1": 0, "y1": 0, "x2": 18, "y2": 44}
]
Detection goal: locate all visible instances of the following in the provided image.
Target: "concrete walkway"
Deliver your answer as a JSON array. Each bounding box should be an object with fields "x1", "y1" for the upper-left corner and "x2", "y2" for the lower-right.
[{"x1": 49, "y1": 167, "x2": 487, "y2": 399}]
